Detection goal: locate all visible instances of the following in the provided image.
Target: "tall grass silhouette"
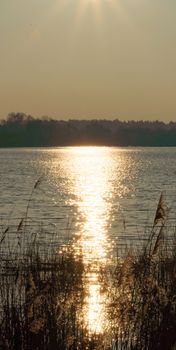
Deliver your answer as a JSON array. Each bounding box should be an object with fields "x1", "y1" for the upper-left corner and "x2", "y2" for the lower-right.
[
  {"x1": 0, "y1": 189, "x2": 176, "y2": 349},
  {"x1": 108, "y1": 193, "x2": 176, "y2": 350}
]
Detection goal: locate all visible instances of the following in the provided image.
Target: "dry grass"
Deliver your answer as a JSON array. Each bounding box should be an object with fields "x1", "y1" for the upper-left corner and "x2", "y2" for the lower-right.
[
  {"x1": 107, "y1": 193, "x2": 176, "y2": 350},
  {"x1": 0, "y1": 241, "x2": 88, "y2": 349},
  {"x1": 0, "y1": 189, "x2": 176, "y2": 350},
  {"x1": 0, "y1": 180, "x2": 91, "y2": 350}
]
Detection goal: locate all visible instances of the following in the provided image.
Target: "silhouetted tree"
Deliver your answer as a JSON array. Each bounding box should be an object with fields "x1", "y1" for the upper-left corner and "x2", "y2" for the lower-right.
[{"x1": 0, "y1": 113, "x2": 176, "y2": 147}]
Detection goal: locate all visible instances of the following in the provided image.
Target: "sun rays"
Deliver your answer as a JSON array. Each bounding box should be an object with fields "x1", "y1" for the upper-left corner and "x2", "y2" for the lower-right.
[{"x1": 49, "y1": 0, "x2": 128, "y2": 30}]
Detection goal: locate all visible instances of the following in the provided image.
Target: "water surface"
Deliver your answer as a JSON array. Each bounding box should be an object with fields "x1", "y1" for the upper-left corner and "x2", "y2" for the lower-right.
[{"x1": 0, "y1": 146, "x2": 176, "y2": 333}]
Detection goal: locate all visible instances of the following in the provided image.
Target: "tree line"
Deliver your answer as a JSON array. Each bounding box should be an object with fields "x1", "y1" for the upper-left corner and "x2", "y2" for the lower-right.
[{"x1": 0, "y1": 112, "x2": 176, "y2": 147}]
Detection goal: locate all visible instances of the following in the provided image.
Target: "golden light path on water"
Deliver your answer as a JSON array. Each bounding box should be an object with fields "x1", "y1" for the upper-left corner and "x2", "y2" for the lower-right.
[{"x1": 64, "y1": 147, "x2": 120, "y2": 334}]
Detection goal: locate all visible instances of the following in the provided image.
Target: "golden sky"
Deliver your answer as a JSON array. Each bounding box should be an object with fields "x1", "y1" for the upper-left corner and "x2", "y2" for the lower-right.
[{"x1": 0, "y1": 0, "x2": 176, "y2": 121}]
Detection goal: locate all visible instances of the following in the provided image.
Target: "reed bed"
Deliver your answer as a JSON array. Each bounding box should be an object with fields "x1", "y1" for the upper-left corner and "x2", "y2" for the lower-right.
[
  {"x1": 107, "y1": 193, "x2": 176, "y2": 350},
  {"x1": 0, "y1": 188, "x2": 176, "y2": 350},
  {"x1": 0, "y1": 179, "x2": 90, "y2": 350},
  {"x1": 0, "y1": 237, "x2": 89, "y2": 349}
]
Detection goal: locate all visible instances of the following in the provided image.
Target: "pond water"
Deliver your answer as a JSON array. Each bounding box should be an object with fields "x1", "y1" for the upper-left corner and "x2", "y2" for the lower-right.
[{"x1": 0, "y1": 146, "x2": 176, "y2": 333}]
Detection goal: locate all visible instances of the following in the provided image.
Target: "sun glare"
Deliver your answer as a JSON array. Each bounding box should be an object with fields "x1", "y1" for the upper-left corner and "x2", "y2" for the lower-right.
[
  {"x1": 47, "y1": 146, "x2": 126, "y2": 334},
  {"x1": 65, "y1": 146, "x2": 114, "y2": 334},
  {"x1": 50, "y1": 0, "x2": 126, "y2": 29}
]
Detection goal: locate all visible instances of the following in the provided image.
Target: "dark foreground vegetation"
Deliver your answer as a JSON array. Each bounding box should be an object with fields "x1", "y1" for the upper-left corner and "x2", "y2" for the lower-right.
[
  {"x1": 0, "y1": 193, "x2": 176, "y2": 349},
  {"x1": 0, "y1": 113, "x2": 176, "y2": 147},
  {"x1": 107, "y1": 194, "x2": 176, "y2": 350}
]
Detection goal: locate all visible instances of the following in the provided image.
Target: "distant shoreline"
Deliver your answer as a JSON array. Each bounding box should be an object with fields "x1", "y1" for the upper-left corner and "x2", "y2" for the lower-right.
[
  {"x1": 0, "y1": 113, "x2": 176, "y2": 147},
  {"x1": 1, "y1": 145, "x2": 176, "y2": 148}
]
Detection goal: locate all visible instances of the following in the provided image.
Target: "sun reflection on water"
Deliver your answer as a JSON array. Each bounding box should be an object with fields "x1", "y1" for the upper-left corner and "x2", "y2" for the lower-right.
[{"x1": 66, "y1": 147, "x2": 116, "y2": 334}]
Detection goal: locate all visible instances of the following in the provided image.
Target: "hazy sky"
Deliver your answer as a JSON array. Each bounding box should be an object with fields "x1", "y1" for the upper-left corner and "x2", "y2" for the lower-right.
[{"x1": 0, "y1": 0, "x2": 176, "y2": 121}]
